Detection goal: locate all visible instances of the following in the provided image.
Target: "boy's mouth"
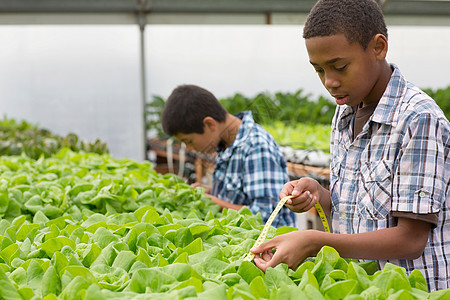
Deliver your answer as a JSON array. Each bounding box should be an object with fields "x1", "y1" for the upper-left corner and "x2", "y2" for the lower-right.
[{"x1": 333, "y1": 95, "x2": 349, "y2": 105}]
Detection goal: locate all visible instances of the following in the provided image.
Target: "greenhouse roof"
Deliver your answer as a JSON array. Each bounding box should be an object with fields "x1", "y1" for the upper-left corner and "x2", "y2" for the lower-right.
[
  {"x1": 0, "y1": 0, "x2": 449, "y2": 15},
  {"x1": 0, "y1": 0, "x2": 449, "y2": 25}
]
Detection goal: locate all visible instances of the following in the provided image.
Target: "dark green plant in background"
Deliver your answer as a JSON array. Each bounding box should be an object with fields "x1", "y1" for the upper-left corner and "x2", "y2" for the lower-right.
[
  {"x1": 146, "y1": 95, "x2": 169, "y2": 140},
  {"x1": 422, "y1": 86, "x2": 450, "y2": 120},
  {"x1": 0, "y1": 116, "x2": 109, "y2": 159},
  {"x1": 219, "y1": 89, "x2": 336, "y2": 125},
  {"x1": 146, "y1": 89, "x2": 337, "y2": 141},
  {"x1": 146, "y1": 86, "x2": 450, "y2": 142}
]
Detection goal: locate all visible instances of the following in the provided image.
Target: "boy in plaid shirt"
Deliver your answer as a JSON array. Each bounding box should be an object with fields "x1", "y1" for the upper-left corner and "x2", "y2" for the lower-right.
[
  {"x1": 250, "y1": 0, "x2": 449, "y2": 291},
  {"x1": 161, "y1": 84, "x2": 296, "y2": 228}
]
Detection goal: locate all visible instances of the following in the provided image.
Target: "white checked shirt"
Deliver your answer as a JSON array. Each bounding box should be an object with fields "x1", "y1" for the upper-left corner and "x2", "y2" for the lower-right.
[{"x1": 329, "y1": 64, "x2": 449, "y2": 292}]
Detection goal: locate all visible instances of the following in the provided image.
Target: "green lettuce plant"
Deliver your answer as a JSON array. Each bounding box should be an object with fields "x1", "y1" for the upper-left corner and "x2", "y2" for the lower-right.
[{"x1": 0, "y1": 150, "x2": 448, "y2": 299}]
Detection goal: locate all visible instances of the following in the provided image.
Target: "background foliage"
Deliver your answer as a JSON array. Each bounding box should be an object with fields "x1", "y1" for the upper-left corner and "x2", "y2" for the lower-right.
[
  {"x1": 0, "y1": 116, "x2": 109, "y2": 159},
  {"x1": 219, "y1": 90, "x2": 336, "y2": 125},
  {"x1": 422, "y1": 86, "x2": 450, "y2": 120},
  {"x1": 147, "y1": 86, "x2": 449, "y2": 153}
]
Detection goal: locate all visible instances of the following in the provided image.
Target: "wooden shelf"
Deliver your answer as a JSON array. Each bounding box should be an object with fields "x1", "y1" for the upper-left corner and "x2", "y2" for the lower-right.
[
  {"x1": 148, "y1": 138, "x2": 330, "y2": 184},
  {"x1": 287, "y1": 161, "x2": 330, "y2": 179},
  {"x1": 148, "y1": 138, "x2": 214, "y2": 183}
]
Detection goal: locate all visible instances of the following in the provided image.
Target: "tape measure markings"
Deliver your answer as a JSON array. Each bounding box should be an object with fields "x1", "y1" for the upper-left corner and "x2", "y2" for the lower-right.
[
  {"x1": 314, "y1": 201, "x2": 330, "y2": 233},
  {"x1": 243, "y1": 194, "x2": 330, "y2": 262}
]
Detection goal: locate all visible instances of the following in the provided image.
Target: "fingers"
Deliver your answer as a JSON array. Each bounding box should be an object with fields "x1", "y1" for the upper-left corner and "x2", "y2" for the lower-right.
[
  {"x1": 251, "y1": 230, "x2": 313, "y2": 274},
  {"x1": 281, "y1": 178, "x2": 313, "y2": 205},
  {"x1": 250, "y1": 238, "x2": 277, "y2": 255},
  {"x1": 254, "y1": 250, "x2": 281, "y2": 272},
  {"x1": 285, "y1": 191, "x2": 317, "y2": 213},
  {"x1": 261, "y1": 250, "x2": 273, "y2": 262},
  {"x1": 250, "y1": 236, "x2": 285, "y2": 272},
  {"x1": 279, "y1": 181, "x2": 298, "y2": 199},
  {"x1": 191, "y1": 183, "x2": 211, "y2": 193}
]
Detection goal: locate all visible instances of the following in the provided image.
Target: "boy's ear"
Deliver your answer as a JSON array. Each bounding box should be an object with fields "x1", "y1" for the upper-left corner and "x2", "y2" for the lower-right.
[
  {"x1": 372, "y1": 33, "x2": 388, "y2": 61},
  {"x1": 203, "y1": 116, "x2": 217, "y2": 131}
]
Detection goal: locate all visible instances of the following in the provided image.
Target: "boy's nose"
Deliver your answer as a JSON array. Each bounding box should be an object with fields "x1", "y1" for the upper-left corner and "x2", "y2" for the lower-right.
[{"x1": 324, "y1": 75, "x2": 340, "y2": 89}]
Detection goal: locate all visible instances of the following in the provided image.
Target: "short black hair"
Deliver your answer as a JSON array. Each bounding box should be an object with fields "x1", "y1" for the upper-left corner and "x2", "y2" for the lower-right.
[
  {"x1": 303, "y1": 0, "x2": 388, "y2": 49},
  {"x1": 161, "y1": 84, "x2": 227, "y2": 136}
]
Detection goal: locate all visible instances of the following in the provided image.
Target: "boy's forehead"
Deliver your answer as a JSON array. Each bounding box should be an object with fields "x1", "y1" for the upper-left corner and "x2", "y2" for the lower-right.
[
  {"x1": 305, "y1": 34, "x2": 363, "y2": 62},
  {"x1": 175, "y1": 132, "x2": 204, "y2": 142},
  {"x1": 174, "y1": 133, "x2": 190, "y2": 141},
  {"x1": 305, "y1": 33, "x2": 350, "y2": 48}
]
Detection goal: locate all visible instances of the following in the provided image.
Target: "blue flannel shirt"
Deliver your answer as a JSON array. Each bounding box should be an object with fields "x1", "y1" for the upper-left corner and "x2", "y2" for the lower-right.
[
  {"x1": 211, "y1": 111, "x2": 296, "y2": 228},
  {"x1": 330, "y1": 64, "x2": 449, "y2": 292}
]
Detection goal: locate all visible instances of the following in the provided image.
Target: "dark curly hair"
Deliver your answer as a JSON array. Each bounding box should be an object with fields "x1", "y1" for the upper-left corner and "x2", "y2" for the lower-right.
[
  {"x1": 161, "y1": 84, "x2": 227, "y2": 136},
  {"x1": 303, "y1": 0, "x2": 388, "y2": 49}
]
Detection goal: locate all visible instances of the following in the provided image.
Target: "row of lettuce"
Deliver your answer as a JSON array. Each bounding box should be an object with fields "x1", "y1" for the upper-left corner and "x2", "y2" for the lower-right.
[
  {"x1": 147, "y1": 87, "x2": 450, "y2": 154},
  {"x1": 0, "y1": 149, "x2": 449, "y2": 299}
]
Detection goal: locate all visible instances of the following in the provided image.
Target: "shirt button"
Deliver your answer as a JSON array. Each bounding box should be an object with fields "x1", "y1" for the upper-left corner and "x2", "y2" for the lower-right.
[{"x1": 419, "y1": 191, "x2": 426, "y2": 198}]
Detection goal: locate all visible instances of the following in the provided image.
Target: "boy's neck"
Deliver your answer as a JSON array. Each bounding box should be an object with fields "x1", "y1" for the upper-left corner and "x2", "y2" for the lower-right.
[
  {"x1": 362, "y1": 61, "x2": 393, "y2": 107},
  {"x1": 218, "y1": 113, "x2": 242, "y2": 149}
]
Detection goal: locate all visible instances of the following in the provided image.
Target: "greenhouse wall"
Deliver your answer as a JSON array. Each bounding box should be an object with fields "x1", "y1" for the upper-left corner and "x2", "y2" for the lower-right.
[{"x1": 0, "y1": 24, "x2": 449, "y2": 160}]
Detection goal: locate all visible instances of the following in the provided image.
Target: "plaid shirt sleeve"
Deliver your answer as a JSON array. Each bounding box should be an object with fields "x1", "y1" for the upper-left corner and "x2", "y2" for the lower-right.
[{"x1": 393, "y1": 111, "x2": 448, "y2": 214}]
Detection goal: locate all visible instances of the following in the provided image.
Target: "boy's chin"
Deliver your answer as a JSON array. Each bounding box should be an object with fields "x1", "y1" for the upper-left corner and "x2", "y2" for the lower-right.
[
  {"x1": 204, "y1": 149, "x2": 216, "y2": 155},
  {"x1": 197, "y1": 147, "x2": 215, "y2": 154}
]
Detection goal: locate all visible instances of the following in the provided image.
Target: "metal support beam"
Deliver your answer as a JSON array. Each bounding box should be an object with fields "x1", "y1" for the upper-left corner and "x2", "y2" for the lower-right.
[
  {"x1": 383, "y1": 0, "x2": 450, "y2": 16},
  {"x1": 0, "y1": 0, "x2": 317, "y2": 14},
  {"x1": 137, "y1": 0, "x2": 148, "y2": 161},
  {"x1": 0, "y1": 0, "x2": 449, "y2": 16},
  {"x1": 0, "y1": 1, "x2": 449, "y2": 25}
]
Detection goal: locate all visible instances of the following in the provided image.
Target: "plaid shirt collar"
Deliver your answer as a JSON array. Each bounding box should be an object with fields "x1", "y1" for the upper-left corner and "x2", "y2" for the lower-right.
[{"x1": 215, "y1": 110, "x2": 254, "y2": 163}]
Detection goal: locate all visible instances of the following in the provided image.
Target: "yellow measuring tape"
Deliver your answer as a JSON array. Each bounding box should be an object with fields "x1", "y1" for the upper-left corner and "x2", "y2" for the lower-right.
[
  {"x1": 314, "y1": 200, "x2": 330, "y2": 233},
  {"x1": 243, "y1": 194, "x2": 330, "y2": 262}
]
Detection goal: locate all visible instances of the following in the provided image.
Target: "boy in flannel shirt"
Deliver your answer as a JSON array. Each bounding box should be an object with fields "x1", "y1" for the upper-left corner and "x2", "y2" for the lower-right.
[
  {"x1": 161, "y1": 84, "x2": 296, "y2": 228},
  {"x1": 250, "y1": 0, "x2": 449, "y2": 291}
]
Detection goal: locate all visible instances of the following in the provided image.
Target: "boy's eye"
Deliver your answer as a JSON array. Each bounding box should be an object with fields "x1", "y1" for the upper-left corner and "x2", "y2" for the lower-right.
[
  {"x1": 335, "y1": 65, "x2": 347, "y2": 71},
  {"x1": 314, "y1": 68, "x2": 324, "y2": 74}
]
